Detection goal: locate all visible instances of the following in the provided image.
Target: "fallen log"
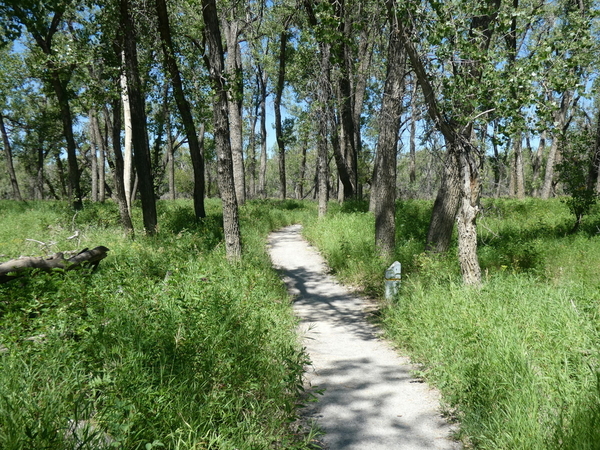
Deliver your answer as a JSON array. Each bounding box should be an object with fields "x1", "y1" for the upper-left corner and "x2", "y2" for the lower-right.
[{"x1": 0, "y1": 246, "x2": 109, "y2": 283}]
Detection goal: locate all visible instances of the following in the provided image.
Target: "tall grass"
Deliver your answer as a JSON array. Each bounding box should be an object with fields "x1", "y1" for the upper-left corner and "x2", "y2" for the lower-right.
[
  {"x1": 0, "y1": 199, "x2": 318, "y2": 449},
  {"x1": 302, "y1": 197, "x2": 600, "y2": 449}
]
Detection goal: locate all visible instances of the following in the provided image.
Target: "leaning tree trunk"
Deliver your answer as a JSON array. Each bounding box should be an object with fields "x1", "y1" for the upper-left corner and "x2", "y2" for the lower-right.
[
  {"x1": 49, "y1": 72, "x2": 82, "y2": 210},
  {"x1": 425, "y1": 148, "x2": 460, "y2": 253},
  {"x1": 0, "y1": 113, "x2": 22, "y2": 201},
  {"x1": 202, "y1": 0, "x2": 242, "y2": 260},
  {"x1": 120, "y1": 0, "x2": 157, "y2": 235},
  {"x1": 156, "y1": 0, "x2": 206, "y2": 218}
]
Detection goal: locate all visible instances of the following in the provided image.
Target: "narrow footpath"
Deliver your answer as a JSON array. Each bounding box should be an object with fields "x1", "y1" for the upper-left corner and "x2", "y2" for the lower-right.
[{"x1": 268, "y1": 225, "x2": 461, "y2": 450}]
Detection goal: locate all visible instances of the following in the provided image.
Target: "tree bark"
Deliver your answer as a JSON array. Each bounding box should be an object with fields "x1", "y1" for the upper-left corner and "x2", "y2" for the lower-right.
[
  {"x1": 275, "y1": 29, "x2": 288, "y2": 200},
  {"x1": 532, "y1": 130, "x2": 545, "y2": 197},
  {"x1": 425, "y1": 149, "x2": 460, "y2": 253},
  {"x1": 409, "y1": 81, "x2": 418, "y2": 187},
  {"x1": 0, "y1": 113, "x2": 22, "y2": 201},
  {"x1": 120, "y1": 59, "x2": 134, "y2": 214},
  {"x1": 89, "y1": 110, "x2": 99, "y2": 202},
  {"x1": 373, "y1": 0, "x2": 405, "y2": 258},
  {"x1": 317, "y1": 43, "x2": 331, "y2": 218},
  {"x1": 156, "y1": 0, "x2": 206, "y2": 218},
  {"x1": 258, "y1": 66, "x2": 268, "y2": 199},
  {"x1": 120, "y1": 0, "x2": 157, "y2": 234},
  {"x1": 541, "y1": 91, "x2": 572, "y2": 199},
  {"x1": 106, "y1": 100, "x2": 134, "y2": 233},
  {"x1": 588, "y1": 107, "x2": 600, "y2": 192},
  {"x1": 202, "y1": 0, "x2": 242, "y2": 260},
  {"x1": 514, "y1": 133, "x2": 525, "y2": 199},
  {"x1": 223, "y1": 20, "x2": 246, "y2": 205},
  {"x1": 297, "y1": 136, "x2": 307, "y2": 199},
  {"x1": 455, "y1": 144, "x2": 482, "y2": 285}
]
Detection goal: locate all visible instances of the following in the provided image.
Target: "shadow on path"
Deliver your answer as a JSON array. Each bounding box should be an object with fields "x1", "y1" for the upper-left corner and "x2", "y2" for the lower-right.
[{"x1": 268, "y1": 225, "x2": 461, "y2": 450}]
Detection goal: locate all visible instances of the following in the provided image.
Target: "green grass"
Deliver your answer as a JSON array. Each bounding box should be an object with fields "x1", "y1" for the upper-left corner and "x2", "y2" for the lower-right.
[
  {"x1": 302, "y1": 197, "x2": 600, "y2": 450},
  {"x1": 0, "y1": 199, "x2": 318, "y2": 449}
]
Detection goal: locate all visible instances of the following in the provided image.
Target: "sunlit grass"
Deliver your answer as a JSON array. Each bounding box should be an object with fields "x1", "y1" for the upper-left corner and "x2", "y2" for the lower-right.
[
  {"x1": 302, "y1": 197, "x2": 600, "y2": 450},
  {"x1": 0, "y1": 199, "x2": 318, "y2": 449}
]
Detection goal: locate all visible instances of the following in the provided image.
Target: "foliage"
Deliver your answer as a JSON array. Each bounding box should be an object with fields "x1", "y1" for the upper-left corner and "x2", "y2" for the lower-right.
[
  {"x1": 302, "y1": 198, "x2": 600, "y2": 450},
  {"x1": 556, "y1": 127, "x2": 598, "y2": 231},
  {"x1": 0, "y1": 199, "x2": 319, "y2": 449}
]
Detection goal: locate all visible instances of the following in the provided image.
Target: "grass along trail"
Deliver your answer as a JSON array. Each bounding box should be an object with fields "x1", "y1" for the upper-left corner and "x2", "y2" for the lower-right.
[{"x1": 268, "y1": 224, "x2": 460, "y2": 450}]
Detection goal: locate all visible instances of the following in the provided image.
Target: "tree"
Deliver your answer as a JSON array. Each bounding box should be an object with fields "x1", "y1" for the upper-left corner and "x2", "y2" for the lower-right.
[
  {"x1": 371, "y1": 0, "x2": 406, "y2": 258},
  {"x1": 201, "y1": 0, "x2": 242, "y2": 260},
  {"x1": 120, "y1": 0, "x2": 157, "y2": 234},
  {"x1": 399, "y1": 0, "x2": 503, "y2": 285},
  {"x1": 1, "y1": 0, "x2": 83, "y2": 209},
  {"x1": 155, "y1": 0, "x2": 206, "y2": 219},
  {"x1": 0, "y1": 112, "x2": 22, "y2": 200}
]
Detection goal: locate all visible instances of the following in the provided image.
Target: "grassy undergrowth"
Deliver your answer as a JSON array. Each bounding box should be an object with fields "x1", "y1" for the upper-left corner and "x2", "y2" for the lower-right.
[
  {"x1": 302, "y1": 198, "x2": 600, "y2": 450},
  {"x1": 0, "y1": 199, "x2": 317, "y2": 449}
]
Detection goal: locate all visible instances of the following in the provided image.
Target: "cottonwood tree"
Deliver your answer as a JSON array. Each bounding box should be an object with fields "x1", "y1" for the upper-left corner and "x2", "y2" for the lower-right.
[
  {"x1": 371, "y1": 0, "x2": 406, "y2": 258},
  {"x1": 0, "y1": 0, "x2": 83, "y2": 209},
  {"x1": 120, "y1": 0, "x2": 157, "y2": 234},
  {"x1": 398, "y1": 0, "x2": 503, "y2": 285},
  {"x1": 201, "y1": 0, "x2": 242, "y2": 260},
  {"x1": 155, "y1": 0, "x2": 206, "y2": 219}
]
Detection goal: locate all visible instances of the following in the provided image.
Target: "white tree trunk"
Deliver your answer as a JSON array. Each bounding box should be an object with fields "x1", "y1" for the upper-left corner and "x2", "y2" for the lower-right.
[{"x1": 120, "y1": 54, "x2": 134, "y2": 214}]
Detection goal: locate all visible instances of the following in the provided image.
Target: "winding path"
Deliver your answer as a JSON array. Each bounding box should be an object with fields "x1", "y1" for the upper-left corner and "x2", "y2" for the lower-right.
[{"x1": 268, "y1": 225, "x2": 461, "y2": 450}]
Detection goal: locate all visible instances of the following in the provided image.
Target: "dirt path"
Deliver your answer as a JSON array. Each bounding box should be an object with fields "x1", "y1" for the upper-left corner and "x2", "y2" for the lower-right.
[{"x1": 268, "y1": 225, "x2": 461, "y2": 450}]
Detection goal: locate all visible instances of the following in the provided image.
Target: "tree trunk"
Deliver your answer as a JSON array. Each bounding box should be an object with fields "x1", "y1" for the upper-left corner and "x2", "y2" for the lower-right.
[
  {"x1": 409, "y1": 81, "x2": 418, "y2": 187},
  {"x1": 202, "y1": 0, "x2": 242, "y2": 260},
  {"x1": 275, "y1": 30, "x2": 288, "y2": 200},
  {"x1": 297, "y1": 136, "x2": 307, "y2": 199},
  {"x1": 223, "y1": 20, "x2": 246, "y2": 206},
  {"x1": 588, "y1": 107, "x2": 600, "y2": 192},
  {"x1": 166, "y1": 112, "x2": 176, "y2": 200},
  {"x1": 532, "y1": 130, "x2": 545, "y2": 197},
  {"x1": 120, "y1": 0, "x2": 157, "y2": 234},
  {"x1": 49, "y1": 72, "x2": 82, "y2": 210},
  {"x1": 120, "y1": 59, "x2": 134, "y2": 215},
  {"x1": 541, "y1": 91, "x2": 572, "y2": 199},
  {"x1": 514, "y1": 133, "x2": 525, "y2": 199},
  {"x1": 156, "y1": 0, "x2": 206, "y2": 218},
  {"x1": 331, "y1": 1, "x2": 357, "y2": 200},
  {"x1": 352, "y1": 28, "x2": 374, "y2": 200},
  {"x1": 106, "y1": 100, "x2": 134, "y2": 233},
  {"x1": 36, "y1": 146, "x2": 44, "y2": 200},
  {"x1": 425, "y1": 149, "x2": 460, "y2": 253},
  {"x1": 317, "y1": 43, "x2": 331, "y2": 218},
  {"x1": 248, "y1": 84, "x2": 260, "y2": 198},
  {"x1": 456, "y1": 145, "x2": 482, "y2": 286},
  {"x1": 89, "y1": 110, "x2": 99, "y2": 202},
  {"x1": 258, "y1": 66, "x2": 268, "y2": 199},
  {"x1": 0, "y1": 247, "x2": 109, "y2": 284},
  {"x1": 541, "y1": 137, "x2": 559, "y2": 199},
  {"x1": 373, "y1": 2, "x2": 405, "y2": 258},
  {"x1": 0, "y1": 113, "x2": 22, "y2": 201}
]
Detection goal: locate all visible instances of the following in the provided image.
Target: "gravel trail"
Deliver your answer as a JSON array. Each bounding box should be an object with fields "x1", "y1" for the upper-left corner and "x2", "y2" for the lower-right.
[{"x1": 268, "y1": 224, "x2": 461, "y2": 450}]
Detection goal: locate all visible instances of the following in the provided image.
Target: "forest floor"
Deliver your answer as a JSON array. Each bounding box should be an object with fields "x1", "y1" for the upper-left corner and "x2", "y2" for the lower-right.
[{"x1": 268, "y1": 224, "x2": 461, "y2": 450}]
